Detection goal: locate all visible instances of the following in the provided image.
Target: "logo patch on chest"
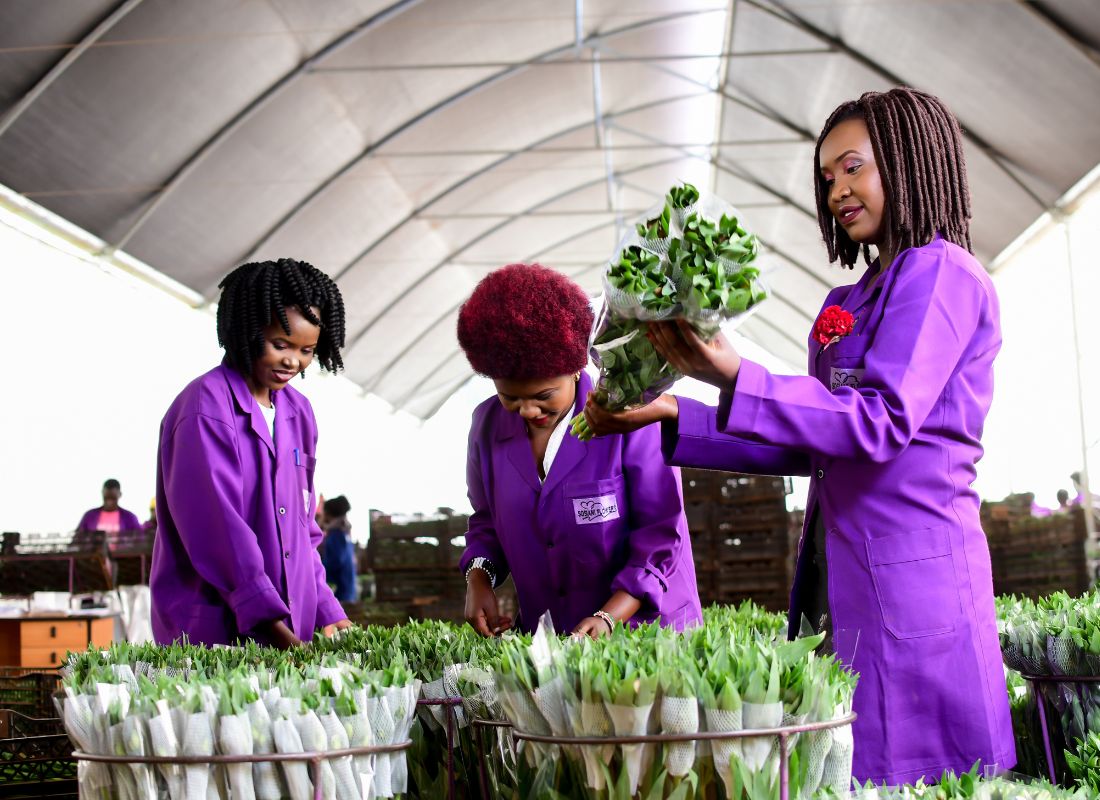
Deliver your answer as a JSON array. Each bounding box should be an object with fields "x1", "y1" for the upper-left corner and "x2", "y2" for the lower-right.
[
  {"x1": 830, "y1": 366, "x2": 865, "y2": 391},
  {"x1": 572, "y1": 494, "x2": 620, "y2": 525}
]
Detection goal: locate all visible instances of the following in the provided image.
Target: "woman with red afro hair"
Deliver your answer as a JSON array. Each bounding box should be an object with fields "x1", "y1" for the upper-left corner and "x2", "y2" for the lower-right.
[{"x1": 456, "y1": 263, "x2": 702, "y2": 638}]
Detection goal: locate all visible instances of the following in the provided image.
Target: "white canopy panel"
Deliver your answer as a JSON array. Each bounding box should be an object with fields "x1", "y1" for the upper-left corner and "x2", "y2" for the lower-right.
[{"x1": 1, "y1": 0, "x2": 1098, "y2": 416}]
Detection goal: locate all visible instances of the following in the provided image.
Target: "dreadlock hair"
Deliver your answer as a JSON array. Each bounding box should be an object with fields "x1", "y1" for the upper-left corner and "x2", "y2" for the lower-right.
[
  {"x1": 814, "y1": 87, "x2": 972, "y2": 268},
  {"x1": 216, "y1": 258, "x2": 346, "y2": 376}
]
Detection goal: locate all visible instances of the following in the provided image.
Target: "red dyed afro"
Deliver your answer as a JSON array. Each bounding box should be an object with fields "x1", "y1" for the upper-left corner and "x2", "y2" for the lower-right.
[{"x1": 457, "y1": 263, "x2": 594, "y2": 380}]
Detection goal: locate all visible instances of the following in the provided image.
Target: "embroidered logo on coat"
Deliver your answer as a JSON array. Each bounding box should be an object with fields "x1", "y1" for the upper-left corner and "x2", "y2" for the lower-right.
[
  {"x1": 572, "y1": 494, "x2": 620, "y2": 525},
  {"x1": 830, "y1": 366, "x2": 865, "y2": 391},
  {"x1": 303, "y1": 490, "x2": 311, "y2": 516}
]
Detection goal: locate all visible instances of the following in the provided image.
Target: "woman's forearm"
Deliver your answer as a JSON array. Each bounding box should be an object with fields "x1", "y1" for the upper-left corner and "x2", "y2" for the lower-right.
[{"x1": 601, "y1": 590, "x2": 642, "y2": 623}]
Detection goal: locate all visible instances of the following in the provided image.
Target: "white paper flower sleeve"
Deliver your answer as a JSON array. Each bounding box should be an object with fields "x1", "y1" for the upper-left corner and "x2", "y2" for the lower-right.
[
  {"x1": 148, "y1": 699, "x2": 184, "y2": 800},
  {"x1": 606, "y1": 701, "x2": 654, "y2": 796},
  {"x1": 365, "y1": 694, "x2": 394, "y2": 798},
  {"x1": 660, "y1": 695, "x2": 699, "y2": 778},
  {"x1": 320, "y1": 709, "x2": 359, "y2": 800},
  {"x1": 821, "y1": 704, "x2": 854, "y2": 794},
  {"x1": 218, "y1": 712, "x2": 256, "y2": 800},
  {"x1": 246, "y1": 698, "x2": 285, "y2": 800},
  {"x1": 705, "y1": 705, "x2": 743, "y2": 798},
  {"x1": 294, "y1": 709, "x2": 336, "y2": 800},
  {"x1": 273, "y1": 713, "x2": 313, "y2": 800},
  {"x1": 182, "y1": 711, "x2": 214, "y2": 800},
  {"x1": 577, "y1": 697, "x2": 614, "y2": 790}
]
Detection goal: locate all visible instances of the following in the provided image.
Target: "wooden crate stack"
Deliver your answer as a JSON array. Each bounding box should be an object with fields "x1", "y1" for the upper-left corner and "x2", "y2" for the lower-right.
[
  {"x1": 365, "y1": 515, "x2": 468, "y2": 622},
  {"x1": 982, "y1": 497, "x2": 1089, "y2": 598},
  {"x1": 683, "y1": 470, "x2": 794, "y2": 611}
]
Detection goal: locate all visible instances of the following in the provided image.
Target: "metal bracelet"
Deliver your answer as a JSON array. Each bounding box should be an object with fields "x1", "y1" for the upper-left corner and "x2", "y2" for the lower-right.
[
  {"x1": 593, "y1": 609, "x2": 615, "y2": 633},
  {"x1": 464, "y1": 560, "x2": 496, "y2": 588}
]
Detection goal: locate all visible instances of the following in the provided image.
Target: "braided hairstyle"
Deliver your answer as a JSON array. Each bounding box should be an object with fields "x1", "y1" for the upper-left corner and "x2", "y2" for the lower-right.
[
  {"x1": 216, "y1": 258, "x2": 345, "y2": 375},
  {"x1": 814, "y1": 87, "x2": 972, "y2": 268}
]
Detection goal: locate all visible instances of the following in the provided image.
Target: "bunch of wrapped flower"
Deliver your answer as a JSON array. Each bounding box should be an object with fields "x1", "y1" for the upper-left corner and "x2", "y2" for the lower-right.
[
  {"x1": 998, "y1": 591, "x2": 1100, "y2": 786},
  {"x1": 59, "y1": 643, "x2": 420, "y2": 800},
  {"x1": 998, "y1": 591, "x2": 1100, "y2": 678},
  {"x1": 309, "y1": 618, "x2": 526, "y2": 797},
  {"x1": 852, "y1": 767, "x2": 1088, "y2": 800},
  {"x1": 572, "y1": 182, "x2": 767, "y2": 440},
  {"x1": 489, "y1": 611, "x2": 856, "y2": 799}
]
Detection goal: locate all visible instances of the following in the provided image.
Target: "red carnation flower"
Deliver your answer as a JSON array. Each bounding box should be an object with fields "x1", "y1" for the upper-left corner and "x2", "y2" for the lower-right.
[{"x1": 813, "y1": 305, "x2": 855, "y2": 347}]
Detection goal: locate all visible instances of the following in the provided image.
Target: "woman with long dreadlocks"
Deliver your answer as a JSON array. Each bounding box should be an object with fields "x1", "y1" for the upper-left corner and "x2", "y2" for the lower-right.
[
  {"x1": 150, "y1": 259, "x2": 352, "y2": 649},
  {"x1": 583, "y1": 88, "x2": 1014, "y2": 782}
]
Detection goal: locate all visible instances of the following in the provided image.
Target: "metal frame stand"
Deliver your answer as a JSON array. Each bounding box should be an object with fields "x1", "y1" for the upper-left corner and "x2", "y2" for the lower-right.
[
  {"x1": 510, "y1": 712, "x2": 857, "y2": 800},
  {"x1": 417, "y1": 696, "x2": 463, "y2": 799},
  {"x1": 1022, "y1": 673, "x2": 1100, "y2": 785},
  {"x1": 74, "y1": 741, "x2": 411, "y2": 800}
]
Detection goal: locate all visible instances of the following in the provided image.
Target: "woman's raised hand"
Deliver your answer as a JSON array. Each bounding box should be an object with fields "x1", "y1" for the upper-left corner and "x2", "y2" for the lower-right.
[{"x1": 647, "y1": 319, "x2": 742, "y2": 389}]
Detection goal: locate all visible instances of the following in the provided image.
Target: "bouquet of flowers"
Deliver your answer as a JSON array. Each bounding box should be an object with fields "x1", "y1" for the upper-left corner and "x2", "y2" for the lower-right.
[
  {"x1": 852, "y1": 765, "x2": 1088, "y2": 799},
  {"x1": 998, "y1": 590, "x2": 1100, "y2": 787},
  {"x1": 59, "y1": 643, "x2": 422, "y2": 800},
  {"x1": 571, "y1": 182, "x2": 767, "y2": 440},
  {"x1": 485, "y1": 610, "x2": 857, "y2": 799}
]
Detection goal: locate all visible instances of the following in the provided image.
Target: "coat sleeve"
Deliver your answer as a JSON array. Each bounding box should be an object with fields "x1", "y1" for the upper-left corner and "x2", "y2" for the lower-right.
[
  {"x1": 662, "y1": 396, "x2": 811, "y2": 476},
  {"x1": 611, "y1": 423, "x2": 691, "y2": 616},
  {"x1": 304, "y1": 420, "x2": 345, "y2": 628},
  {"x1": 459, "y1": 412, "x2": 511, "y2": 584},
  {"x1": 162, "y1": 413, "x2": 291, "y2": 634},
  {"x1": 724, "y1": 245, "x2": 992, "y2": 463},
  {"x1": 75, "y1": 510, "x2": 93, "y2": 533}
]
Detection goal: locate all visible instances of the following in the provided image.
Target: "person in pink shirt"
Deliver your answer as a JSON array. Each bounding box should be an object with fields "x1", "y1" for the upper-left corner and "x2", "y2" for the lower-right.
[{"x1": 76, "y1": 479, "x2": 142, "y2": 533}]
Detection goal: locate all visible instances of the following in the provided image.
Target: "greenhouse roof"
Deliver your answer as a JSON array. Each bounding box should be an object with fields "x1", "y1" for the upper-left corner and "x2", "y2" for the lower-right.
[{"x1": 2, "y1": 0, "x2": 1098, "y2": 416}]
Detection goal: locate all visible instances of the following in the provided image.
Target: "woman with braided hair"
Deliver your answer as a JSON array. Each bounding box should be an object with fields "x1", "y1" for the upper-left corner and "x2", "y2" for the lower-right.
[
  {"x1": 583, "y1": 88, "x2": 1014, "y2": 782},
  {"x1": 150, "y1": 258, "x2": 352, "y2": 648}
]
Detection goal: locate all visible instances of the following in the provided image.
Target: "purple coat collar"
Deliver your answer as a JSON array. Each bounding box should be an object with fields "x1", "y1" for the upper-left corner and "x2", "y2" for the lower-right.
[
  {"x1": 496, "y1": 372, "x2": 592, "y2": 494},
  {"x1": 218, "y1": 361, "x2": 299, "y2": 455}
]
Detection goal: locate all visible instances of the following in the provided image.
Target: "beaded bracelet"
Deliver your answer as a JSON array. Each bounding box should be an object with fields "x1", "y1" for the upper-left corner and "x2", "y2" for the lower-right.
[{"x1": 593, "y1": 609, "x2": 616, "y2": 633}]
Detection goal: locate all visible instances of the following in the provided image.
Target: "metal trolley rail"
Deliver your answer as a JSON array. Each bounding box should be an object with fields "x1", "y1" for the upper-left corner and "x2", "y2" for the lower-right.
[
  {"x1": 72, "y1": 741, "x2": 412, "y2": 800},
  {"x1": 508, "y1": 712, "x2": 857, "y2": 800}
]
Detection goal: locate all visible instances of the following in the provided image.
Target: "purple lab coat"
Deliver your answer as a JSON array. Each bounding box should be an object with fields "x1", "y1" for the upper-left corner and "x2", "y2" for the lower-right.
[
  {"x1": 461, "y1": 372, "x2": 702, "y2": 634},
  {"x1": 76, "y1": 507, "x2": 143, "y2": 533},
  {"x1": 663, "y1": 236, "x2": 1014, "y2": 784},
  {"x1": 149, "y1": 362, "x2": 344, "y2": 646}
]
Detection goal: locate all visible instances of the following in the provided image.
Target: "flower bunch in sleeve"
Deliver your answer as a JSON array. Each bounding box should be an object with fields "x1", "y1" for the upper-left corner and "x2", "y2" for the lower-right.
[{"x1": 572, "y1": 183, "x2": 768, "y2": 439}]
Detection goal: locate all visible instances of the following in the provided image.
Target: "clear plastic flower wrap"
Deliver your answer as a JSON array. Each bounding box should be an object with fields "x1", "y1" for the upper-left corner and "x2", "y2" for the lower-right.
[{"x1": 572, "y1": 182, "x2": 768, "y2": 440}]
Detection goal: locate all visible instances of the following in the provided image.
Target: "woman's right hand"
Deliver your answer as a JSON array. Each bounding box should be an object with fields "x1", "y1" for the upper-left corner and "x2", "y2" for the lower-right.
[
  {"x1": 465, "y1": 571, "x2": 513, "y2": 637},
  {"x1": 259, "y1": 619, "x2": 304, "y2": 650},
  {"x1": 582, "y1": 392, "x2": 678, "y2": 438}
]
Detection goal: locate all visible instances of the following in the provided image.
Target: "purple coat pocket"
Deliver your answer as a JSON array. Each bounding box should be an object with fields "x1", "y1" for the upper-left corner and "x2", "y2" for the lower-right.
[{"x1": 867, "y1": 526, "x2": 961, "y2": 639}]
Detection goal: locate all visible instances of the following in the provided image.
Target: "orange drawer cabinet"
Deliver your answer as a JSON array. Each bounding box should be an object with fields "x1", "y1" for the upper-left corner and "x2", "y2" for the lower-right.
[{"x1": 0, "y1": 615, "x2": 116, "y2": 667}]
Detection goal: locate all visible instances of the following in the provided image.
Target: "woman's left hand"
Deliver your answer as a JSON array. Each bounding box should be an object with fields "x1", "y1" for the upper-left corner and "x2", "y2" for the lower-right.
[
  {"x1": 572, "y1": 616, "x2": 613, "y2": 639},
  {"x1": 322, "y1": 618, "x2": 354, "y2": 637},
  {"x1": 648, "y1": 319, "x2": 741, "y2": 388}
]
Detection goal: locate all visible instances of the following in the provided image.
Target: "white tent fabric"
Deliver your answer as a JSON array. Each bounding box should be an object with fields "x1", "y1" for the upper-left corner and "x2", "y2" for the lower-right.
[{"x1": 1, "y1": 0, "x2": 1098, "y2": 417}]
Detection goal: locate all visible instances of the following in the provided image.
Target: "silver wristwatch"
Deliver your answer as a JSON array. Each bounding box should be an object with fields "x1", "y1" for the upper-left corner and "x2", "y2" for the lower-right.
[{"x1": 465, "y1": 557, "x2": 497, "y2": 588}]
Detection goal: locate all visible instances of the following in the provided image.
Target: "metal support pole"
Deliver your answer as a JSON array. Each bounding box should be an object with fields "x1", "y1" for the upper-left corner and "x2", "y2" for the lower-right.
[
  {"x1": 779, "y1": 731, "x2": 789, "y2": 800},
  {"x1": 1058, "y1": 215, "x2": 1096, "y2": 576},
  {"x1": 591, "y1": 51, "x2": 619, "y2": 232},
  {"x1": 446, "y1": 701, "x2": 456, "y2": 800},
  {"x1": 1033, "y1": 685, "x2": 1058, "y2": 784},
  {"x1": 474, "y1": 721, "x2": 491, "y2": 799}
]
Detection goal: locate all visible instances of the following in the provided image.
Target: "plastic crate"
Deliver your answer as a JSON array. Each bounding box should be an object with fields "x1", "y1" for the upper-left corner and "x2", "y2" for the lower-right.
[
  {"x1": 0, "y1": 710, "x2": 76, "y2": 797},
  {"x1": 0, "y1": 669, "x2": 60, "y2": 720}
]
